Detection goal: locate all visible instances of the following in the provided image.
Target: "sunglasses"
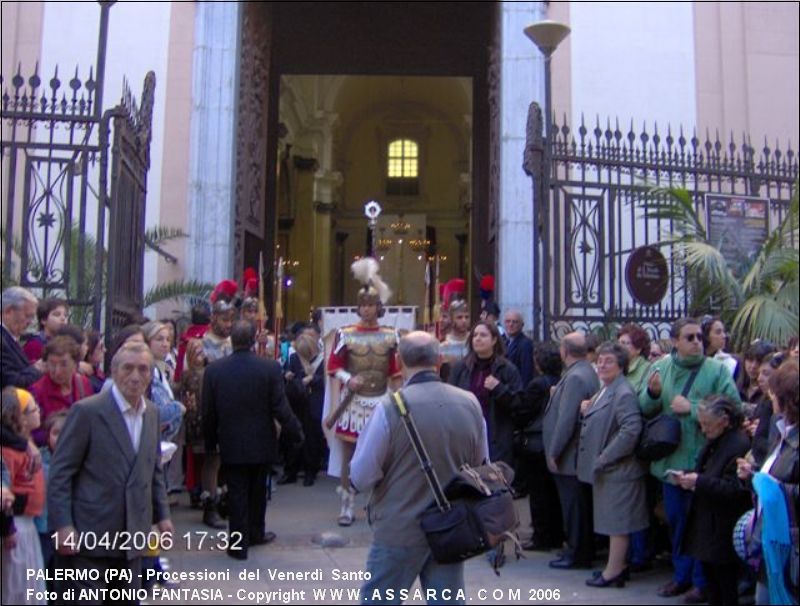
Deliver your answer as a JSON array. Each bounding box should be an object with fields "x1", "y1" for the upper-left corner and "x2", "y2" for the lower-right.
[{"x1": 683, "y1": 333, "x2": 703, "y2": 342}]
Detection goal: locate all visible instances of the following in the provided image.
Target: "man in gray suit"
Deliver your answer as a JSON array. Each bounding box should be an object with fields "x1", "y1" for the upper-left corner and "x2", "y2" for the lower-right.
[
  {"x1": 48, "y1": 341, "x2": 173, "y2": 600},
  {"x1": 351, "y1": 331, "x2": 489, "y2": 604},
  {"x1": 542, "y1": 332, "x2": 600, "y2": 569}
]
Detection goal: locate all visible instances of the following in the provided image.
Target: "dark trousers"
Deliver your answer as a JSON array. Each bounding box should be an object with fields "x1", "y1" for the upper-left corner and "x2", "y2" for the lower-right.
[
  {"x1": 523, "y1": 450, "x2": 564, "y2": 546},
  {"x1": 54, "y1": 553, "x2": 141, "y2": 605},
  {"x1": 703, "y1": 561, "x2": 740, "y2": 605},
  {"x1": 225, "y1": 463, "x2": 270, "y2": 553},
  {"x1": 553, "y1": 473, "x2": 594, "y2": 563}
]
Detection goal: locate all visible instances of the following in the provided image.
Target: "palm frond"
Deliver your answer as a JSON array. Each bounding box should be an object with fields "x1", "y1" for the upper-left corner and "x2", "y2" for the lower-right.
[
  {"x1": 680, "y1": 241, "x2": 743, "y2": 304},
  {"x1": 143, "y1": 279, "x2": 214, "y2": 308},
  {"x1": 730, "y1": 295, "x2": 798, "y2": 350},
  {"x1": 144, "y1": 225, "x2": 190, "y2": 247},
  {"x1": 644, "y1": 187, "x2": 707, "y2": 240}
]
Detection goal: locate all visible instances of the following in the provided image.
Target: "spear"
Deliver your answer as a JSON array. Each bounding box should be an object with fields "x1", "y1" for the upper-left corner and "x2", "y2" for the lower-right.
[
  {"x1": 433, "y1": 255, "x2": 441, "y2": 339},
  {"x1": 273, "y1": 256, "x2": 284, "y2": 360},
  {"x1": 256, "y1": 252, "x2": 267, "y2": 357},
  {"x1": 423, "y1": 260, "x2": 431, "y2": 329}
]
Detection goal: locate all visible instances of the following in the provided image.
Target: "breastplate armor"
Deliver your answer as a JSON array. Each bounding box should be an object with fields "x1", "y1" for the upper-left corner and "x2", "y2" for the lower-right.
[
  {"x1": 341, "y1": 328, "x2": 397, "y2": 397},
  {"x1": 440, "y1": 336, "x2": 468, "y2": 363}
]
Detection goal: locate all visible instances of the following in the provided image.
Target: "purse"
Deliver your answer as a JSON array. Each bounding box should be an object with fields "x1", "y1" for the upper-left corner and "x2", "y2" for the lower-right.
[
  {"x1": 636, "y1": 364, "x2": 701, "y2": 461},
  {"x1": 391, "y1": 391, "x2": 521, "y2": 572}
]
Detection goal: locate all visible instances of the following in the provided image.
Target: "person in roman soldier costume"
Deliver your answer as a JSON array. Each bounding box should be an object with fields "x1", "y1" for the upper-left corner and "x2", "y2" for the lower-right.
[
  {"x1": 325, "y1": 257, "x2": 400, "y2": 526},
  {"x1": 439, "y1": 299, "x2": 470, "y2": 382}
]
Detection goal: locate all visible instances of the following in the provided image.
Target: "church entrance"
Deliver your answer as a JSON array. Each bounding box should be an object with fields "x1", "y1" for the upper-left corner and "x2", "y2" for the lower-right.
[{"x1": 235, "y1": 2, "x2": 497, "y2": 324}]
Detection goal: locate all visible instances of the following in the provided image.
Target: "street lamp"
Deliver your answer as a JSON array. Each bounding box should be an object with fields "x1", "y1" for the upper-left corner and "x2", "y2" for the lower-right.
[{"x1": 524, "y1": 19, "x2": 570, "y2": 340}]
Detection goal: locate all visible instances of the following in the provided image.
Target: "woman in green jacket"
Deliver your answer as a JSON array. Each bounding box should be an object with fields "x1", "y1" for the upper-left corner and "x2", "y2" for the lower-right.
[{"x1": 618, "y1": 323, "x2": 652, "y2": 393}]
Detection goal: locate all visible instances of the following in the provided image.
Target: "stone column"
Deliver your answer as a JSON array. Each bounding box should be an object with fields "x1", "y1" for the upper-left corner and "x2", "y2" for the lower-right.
[
  {"x1": 497, "y1": 1, "x2": 546, "y2": 331},
  {"x1": 312, "y1": 170, "x2": 342, "y2": 308},
  {"x1": 186, "y1": 2, "x2": 241, "y2": 283}
]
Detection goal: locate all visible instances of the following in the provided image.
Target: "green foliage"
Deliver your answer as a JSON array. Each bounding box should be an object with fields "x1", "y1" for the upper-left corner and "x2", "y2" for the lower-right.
[
  {"x1": 643, "y1": 185, "x2": 799, "y2": 349},
  {"x1": 142, "y1": 279, "x2": 214, "y2": 309},
  {"x1": 2, "y1": 223, "x2": 214, "y2": 327}
]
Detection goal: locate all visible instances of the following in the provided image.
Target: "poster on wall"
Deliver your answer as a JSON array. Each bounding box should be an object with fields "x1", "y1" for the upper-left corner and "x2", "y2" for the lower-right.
[{"x1": 705, "y1": 193, "x2": 770, "y2": 272}]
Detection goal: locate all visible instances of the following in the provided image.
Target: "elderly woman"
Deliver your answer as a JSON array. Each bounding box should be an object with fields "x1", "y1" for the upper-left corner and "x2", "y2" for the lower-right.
[
  {"x1": 678, "y1": 396, "x2": 751, "y2": 606},
  {"x1": 142, "y1": 322, "x2": 185, "y2": 443},
  {"x1": 449, "y1": 320, "x2": 522, "y2": 465},
  {"x1": 577, "y1": 342, "x2": 647, "y2": 588},
  {"x1": 29, "y1": 336, "x2": 92, "y2": 446}
]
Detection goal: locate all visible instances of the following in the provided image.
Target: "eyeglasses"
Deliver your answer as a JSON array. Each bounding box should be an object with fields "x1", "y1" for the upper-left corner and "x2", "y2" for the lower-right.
[{"x1": 683, "y1": 333, "x2": 703, "y2": 342}]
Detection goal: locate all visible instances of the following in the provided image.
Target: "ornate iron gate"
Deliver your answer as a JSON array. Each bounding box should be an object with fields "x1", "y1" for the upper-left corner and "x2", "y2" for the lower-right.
[
  {"x1": 524, "y1": 104, "x2": 798, "y2": 341},
  {"x1": 105, "y1": 73, "x2": 155, "y2": 332},
  {"x1": 1, "y1": 3, "x2": 153, "y2": 333}
]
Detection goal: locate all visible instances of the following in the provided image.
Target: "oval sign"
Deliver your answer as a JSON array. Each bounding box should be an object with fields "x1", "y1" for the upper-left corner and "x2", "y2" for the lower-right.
[{"x1": 625, "y1": 246, "x2": 669, "y2": 306}]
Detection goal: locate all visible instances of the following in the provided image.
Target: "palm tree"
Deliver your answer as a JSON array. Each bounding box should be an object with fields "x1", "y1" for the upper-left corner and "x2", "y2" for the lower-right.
[
  {"x1": 1, "y1": 224, "x2": 214, "y2": 327},
  {"x1": 643, "y1": 185, "x2": 798, "y2": 349}
]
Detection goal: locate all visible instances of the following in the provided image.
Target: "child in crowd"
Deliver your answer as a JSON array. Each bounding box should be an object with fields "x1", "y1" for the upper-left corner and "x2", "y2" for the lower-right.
[
  {"x1": 34, "y1": 410, "x2": 68, "y2": 580},
  {"x1": 0, "y1": 387, "x2": 47, "y2": 605}
]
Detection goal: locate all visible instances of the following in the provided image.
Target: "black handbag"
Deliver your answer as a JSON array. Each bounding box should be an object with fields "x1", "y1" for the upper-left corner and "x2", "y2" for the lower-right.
[
  {"x1": 391, "y1": 391, "x2": 521, "y2": 572},
  {"x1": 636, "y1": 364, "x2": 701, "y2": 461}
]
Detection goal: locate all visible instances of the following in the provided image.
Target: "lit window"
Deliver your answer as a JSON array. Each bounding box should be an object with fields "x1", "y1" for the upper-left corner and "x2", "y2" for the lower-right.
[
  {"x1": 387, "y1": 139, "x2": 418, "y2": 178},
  {"x1": 386, "y1": 139, "x2": 419, "y2": 195}
]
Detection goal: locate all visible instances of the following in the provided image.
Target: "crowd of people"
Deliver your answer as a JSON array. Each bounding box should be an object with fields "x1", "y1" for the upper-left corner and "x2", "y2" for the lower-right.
[{"x1": 1, "y1": 272, "x2": 798, "y2": 605}]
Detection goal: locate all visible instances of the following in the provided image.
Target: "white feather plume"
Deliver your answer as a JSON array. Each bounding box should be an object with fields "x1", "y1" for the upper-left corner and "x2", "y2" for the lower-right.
[{"x1": 351, "y1": 257, "x2": 392, "y2": 304}]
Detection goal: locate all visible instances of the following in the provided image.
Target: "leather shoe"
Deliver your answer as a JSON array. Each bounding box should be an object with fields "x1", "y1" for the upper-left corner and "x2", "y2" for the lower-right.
[
  {"x1": 522, "y1": 539, "x2": 559, "y2": 551},
  {"x1": 549, "y1": 557, "x2": 592, "y2": 570},
  {"x1": 657, "y1": 581, "x2": 692, "y2": 598},
  {"x1": 226, "y1": 548, "x2": 247, "y2": 560},
  {"x1": 682, "y1": 587, "x2": 708, "y2": 604},
  {"x1": 277, "y1": 473, "x2": 297, "y2": 485},
  {"x1": 586, "y1": 569, "x2": 627, "y2": 588},
  {"x1": 250, "y1": 531, "x2": 276, "y2": 546},
  {"x1": 303, "y1": 474, "x2": 316, "y2": 487}
]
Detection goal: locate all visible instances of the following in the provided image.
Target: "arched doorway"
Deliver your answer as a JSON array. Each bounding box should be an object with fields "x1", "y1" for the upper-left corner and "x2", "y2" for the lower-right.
[{"x1": 234, "y1": 2, "x2": 497, "y2": 323}]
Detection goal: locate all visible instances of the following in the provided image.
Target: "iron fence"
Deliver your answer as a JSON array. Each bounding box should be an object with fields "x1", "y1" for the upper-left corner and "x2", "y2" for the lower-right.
[
  {"x1": 525, "y1": 104, "x2": 798, "y2": 341},
  {"x1": 1, "y1": 2, "x2": 152, "y2": 333}
]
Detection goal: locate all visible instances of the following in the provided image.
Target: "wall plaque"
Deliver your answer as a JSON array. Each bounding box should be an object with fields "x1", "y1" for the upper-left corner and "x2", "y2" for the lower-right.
[{"x1": 625, "y1": 246, "x2": 669, "y2": 306}]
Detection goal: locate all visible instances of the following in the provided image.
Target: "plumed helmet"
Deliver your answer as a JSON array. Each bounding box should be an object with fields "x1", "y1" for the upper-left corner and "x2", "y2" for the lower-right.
[{"x1": 351, "y1": 257, "x2": 391, "y2": 317}]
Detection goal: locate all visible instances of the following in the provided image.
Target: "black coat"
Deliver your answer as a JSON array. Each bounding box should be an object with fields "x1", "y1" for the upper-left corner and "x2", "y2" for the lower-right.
[
  {"x1": 202, "y1": 349, "x2": 303, "y2": 465},
  {"x1": 449, "y1": 355, "x2": 522, "y2": 464},
  {"x1": 683, "y1": 428, "x2": 752, "y2": 563},
  {"x1": 515, "y1": 374, "x2": 560, "y2": 453},
  {"x1": 504, "y1": 333, "x2": 534, "y2": 386},
  {"x1": 285, "y1": 353, "x2": 325, "y2": 420},
  {"x1": 1, "y1": 325, "x2": 43, "y2": 389}
]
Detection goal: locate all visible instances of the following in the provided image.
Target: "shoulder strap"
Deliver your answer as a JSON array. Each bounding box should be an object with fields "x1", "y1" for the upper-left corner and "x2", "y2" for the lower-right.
[
  {"x1": 392, "y1": 391, "x2": 451, "y2": 511},
  {"x1": 681, "y1": 360, "x2": 704, "y2": 398}
]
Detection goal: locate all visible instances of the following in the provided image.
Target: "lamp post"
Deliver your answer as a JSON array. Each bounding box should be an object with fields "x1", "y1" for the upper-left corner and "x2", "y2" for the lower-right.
[{"x1": 524, "y1": 20, "x2": 570, "y2": 340}]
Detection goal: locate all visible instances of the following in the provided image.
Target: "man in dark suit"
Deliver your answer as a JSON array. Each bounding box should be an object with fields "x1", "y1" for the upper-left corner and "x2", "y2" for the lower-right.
[
  {"x1": 1, "y1": 286, "x2": 44, "y2": 389},
  {"x1": 503, "y1": 309, "x2": 534, "y2": 385},
  {"x1": 542, "y1": 332, "x2": 600, "y2": 569},
  {"x1": 48, "y1": 341, "x2": 173, "y2": 597},
  {"x1": 203, "y1": 320, "x2": 303, "y2": 560}
]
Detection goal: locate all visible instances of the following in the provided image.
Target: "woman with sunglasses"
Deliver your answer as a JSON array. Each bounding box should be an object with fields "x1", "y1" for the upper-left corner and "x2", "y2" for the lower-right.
[{"x1": 641, "y1": 317, "x2": 741, "y2": 602}]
